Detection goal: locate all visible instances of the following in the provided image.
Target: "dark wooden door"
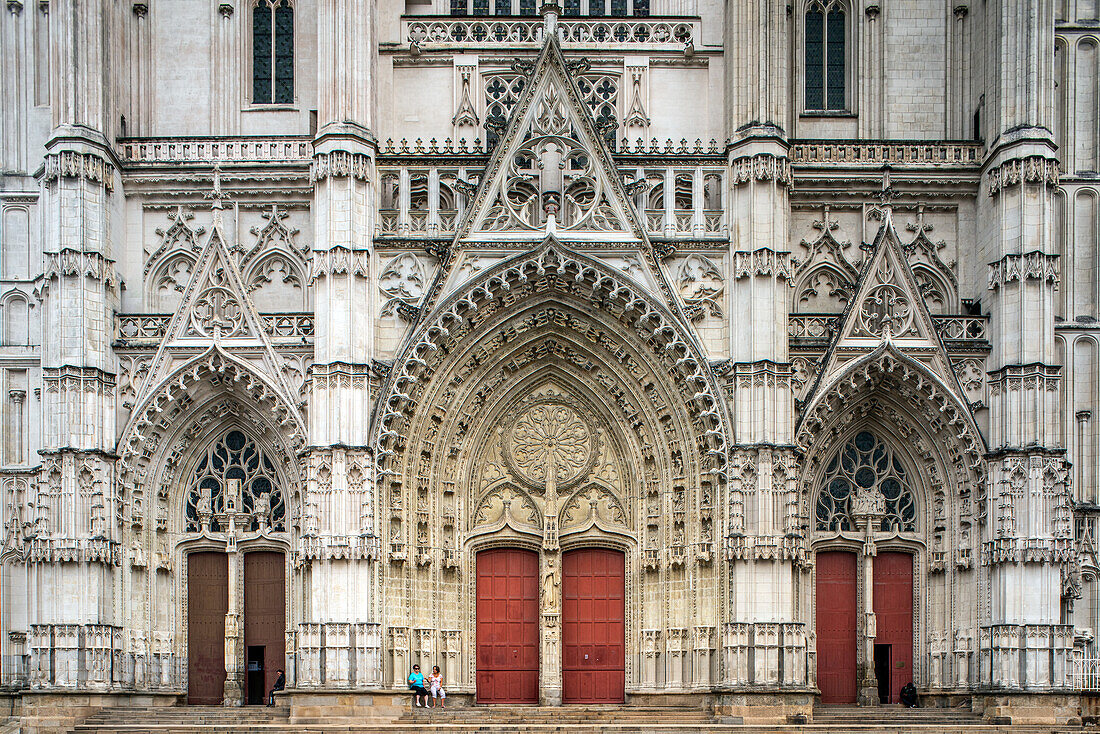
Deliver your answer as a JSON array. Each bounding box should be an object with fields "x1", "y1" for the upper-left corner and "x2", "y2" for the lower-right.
[
  {"x1": 244, "y1": 551, "x2": 286, "y2": 705},
  {"x1": 562, "y1": 548, "x2": 625, "y2": 703},
  {"x1": 816, "y1": 550, "x2": 857, "y2": 704},
  {"x1": 476, "y1": 548, "x2": 539, "y2": 703},
  {"x1": 873, "y1": 552, "x2": 913, "y2": 704},
  {"x1": 188, "y1": 551, "x2": 228, "y2": 704}
]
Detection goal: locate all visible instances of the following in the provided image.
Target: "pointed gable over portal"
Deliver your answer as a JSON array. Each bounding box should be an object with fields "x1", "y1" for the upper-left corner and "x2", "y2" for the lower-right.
[
  {"x1": 135, "y1": 202, "x2": 298, "y2": 406},
  {"x1": 802, "y1": 209, "x2": 973, "y2": 409},
  {"x1": 456, "y1": 37, "x2": 647, "y2": 244}
]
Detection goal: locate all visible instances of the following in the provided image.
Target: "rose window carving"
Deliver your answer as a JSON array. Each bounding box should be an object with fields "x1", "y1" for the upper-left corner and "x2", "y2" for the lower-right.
[
  {"x1": 184, "y1": 430, "x2": 286, "y2": 533},
  {"x1": 482, "y1": 86, "x2": 624, "y2": 233},
  {"x1": 506, "y1": 403, "x2": 595, "y2": 490},
  {"x1": 815, "y1": 430, "x2": 917, "y2": 532},
  {"x1": 190, "y1": 266, "x2": 246, "y2": 338},
  {"x1": 858, "y1": 283, "x2": 914, "y2": 338}
]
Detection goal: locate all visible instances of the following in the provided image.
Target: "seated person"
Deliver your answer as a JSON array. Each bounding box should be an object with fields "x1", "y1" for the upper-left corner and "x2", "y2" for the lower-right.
[{"x1": 899, "y1": 681, "x2": 918, "y2": 708}]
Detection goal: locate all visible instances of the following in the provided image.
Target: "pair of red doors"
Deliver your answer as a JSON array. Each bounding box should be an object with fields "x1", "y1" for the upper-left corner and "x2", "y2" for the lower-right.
[
  {"x1": 476, "y1": 548, "x2": 625, "y2": 703},
  {"x1": 816, "y1": 551, "x2": 913, "y2": 704}
]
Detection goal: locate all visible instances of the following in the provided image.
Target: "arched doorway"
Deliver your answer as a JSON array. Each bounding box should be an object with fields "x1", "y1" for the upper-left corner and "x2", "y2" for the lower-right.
[
  {"x1": 813, "y1": 430, "x2": 918, "y2": 705},
  {"x1": 183, "y1": 429, "x2": 290, "y2": 705},
  {"x1": 476, "y1": 548, "x2": 540, "y2": 703},
  {"x1": 187, "y1": 551, "x2": 228, "y2": 704},
  {"x1": 562, "y1": 548, "x2": 625, "y2": 703}
]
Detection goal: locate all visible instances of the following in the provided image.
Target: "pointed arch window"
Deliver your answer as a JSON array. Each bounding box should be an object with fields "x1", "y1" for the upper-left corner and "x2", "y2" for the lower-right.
[
  {"x1": 815, "y1": 431, "x2": 917, "y2": 532},
  {"x1": 804, "y1": 0, "x2": 847, "y2": 111},
  {"x1": 252, "y1": 0, "x2": 294, "y2": 105},
  {"x1": 184, "y1": 430, "x2": 287, "y2": 533}
]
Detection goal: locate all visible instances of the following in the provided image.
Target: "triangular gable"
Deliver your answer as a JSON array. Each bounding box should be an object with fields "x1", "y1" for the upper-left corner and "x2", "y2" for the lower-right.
[
  {"x1": 136, "y1": 210, "x2": 297, "y2": 405},
  {"x1": 455, "y1": 38, "x2": 647, "y2": 244},
  {"x1": 804, "y1": 210, "x2": 967, "y2": 402}
]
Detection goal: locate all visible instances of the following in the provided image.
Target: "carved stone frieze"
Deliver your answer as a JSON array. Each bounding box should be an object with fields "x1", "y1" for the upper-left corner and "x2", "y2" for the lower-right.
[{"x1": 986, "y1": 155, "x2": 1059, "y2": 196}]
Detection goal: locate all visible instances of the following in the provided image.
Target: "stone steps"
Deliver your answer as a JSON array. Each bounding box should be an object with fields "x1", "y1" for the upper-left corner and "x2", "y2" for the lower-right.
[{"x1": 67, "y1": 705, "x2": 1089, "y2": 734}]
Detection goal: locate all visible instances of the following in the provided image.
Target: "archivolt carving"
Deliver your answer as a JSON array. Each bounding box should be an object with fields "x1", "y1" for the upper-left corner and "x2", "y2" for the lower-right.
[
  {"x1": 374, "y1": 241, "x2": 728, "y2": 498},
  {"x1": 118, "y1": 346, "x2": 306, "y2": 504}
]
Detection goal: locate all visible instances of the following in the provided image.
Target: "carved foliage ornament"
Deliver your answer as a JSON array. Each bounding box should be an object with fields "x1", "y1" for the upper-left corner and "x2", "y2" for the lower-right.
[{"x1": 855, "y1": 258, "x2": 915, "y2": 338}]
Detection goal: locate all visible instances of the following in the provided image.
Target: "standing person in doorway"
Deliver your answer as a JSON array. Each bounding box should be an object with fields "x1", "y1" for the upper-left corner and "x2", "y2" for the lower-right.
[
  {"x1": 408, "y1": 664, "x2": 429, "y2": 707},
  {"x1": 428, "y1": 665, "x2": 446, "y2": 708}
]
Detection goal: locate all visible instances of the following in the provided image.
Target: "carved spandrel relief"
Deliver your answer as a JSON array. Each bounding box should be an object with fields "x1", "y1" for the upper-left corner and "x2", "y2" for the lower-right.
[
  {"x1": 677, "y1": 254, "x2": 724, "y2": 320},
  {"x1": 379, "y1": 253, "x2": 427, "y2": 318}
]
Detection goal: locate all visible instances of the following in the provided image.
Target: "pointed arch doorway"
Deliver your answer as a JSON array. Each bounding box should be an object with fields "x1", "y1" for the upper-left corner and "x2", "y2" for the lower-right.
[
  {"x1": 183, "y1": 429, "x2": 290, "y2": 705},
  {"x1": 813, "y1": 430, "x2": 918, "y2": 705}
]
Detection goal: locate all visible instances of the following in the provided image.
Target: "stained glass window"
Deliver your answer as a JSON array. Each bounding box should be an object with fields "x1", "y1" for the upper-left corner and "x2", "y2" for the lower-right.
[
  {"x1": 815, "y1": 431, "x2": 917, "y2": 533},
  {"x1": 253, "y1": 0, "x2": 293, "y2": 105},
  {"x1": 519, "y1": 0, "x2": 537, "y2": 14},
  {"x1": 184, "y1": 430, "x2": 287, "y2": 533},
  {"x1": 804, "y1": 1, "x2": 846, "y2": 111}
]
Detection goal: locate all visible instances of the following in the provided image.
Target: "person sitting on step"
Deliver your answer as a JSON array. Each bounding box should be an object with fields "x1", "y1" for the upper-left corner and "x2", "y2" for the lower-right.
[
  {"x1": 408, "y1": 664, "x2": 429, "y2": 708},
  {"x1": 268, "y1": 669, "x2": 285, "y2": 706},
  {"x1": 428, "y1": 665, "x2": 446, "y2": 708},
  {"x1": 899, "y1": 681, "x2": 919, "y2": 708}
]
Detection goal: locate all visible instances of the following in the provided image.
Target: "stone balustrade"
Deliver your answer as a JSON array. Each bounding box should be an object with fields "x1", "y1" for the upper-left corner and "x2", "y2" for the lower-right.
[{"x1": 403, "y1": 15, "x2": 697, "y2": 49}]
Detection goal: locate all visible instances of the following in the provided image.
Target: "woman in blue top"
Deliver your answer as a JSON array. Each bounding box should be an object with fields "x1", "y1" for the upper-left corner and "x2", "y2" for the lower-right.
[{"x1": 408, "y1": 664, "x2": 429, "y2": 707}]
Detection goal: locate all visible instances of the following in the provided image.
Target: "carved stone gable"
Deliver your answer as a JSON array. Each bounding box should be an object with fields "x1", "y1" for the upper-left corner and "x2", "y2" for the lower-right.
[{"x1": 456, "y1": 38, "x2": 646, "y2": 244}]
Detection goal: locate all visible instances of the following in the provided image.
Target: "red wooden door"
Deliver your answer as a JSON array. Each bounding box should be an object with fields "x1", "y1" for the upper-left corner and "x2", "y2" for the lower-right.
[
  {"x1": 873, "y1": 552, "x2": 913, "y2": 704},
  {"x1": 188, "y1": 552, "x2": 228, "y2": 704},
  {"x1": 562, "y1": 548, "x2": 625, "y2": 703},
  {"x1": 476, "y1": 548, "x2": 539, "y2": 703},
  {"x1": 244, "y1": 551, "x2": 286, "y2": 705},
  {"x1": 816, "y1": 550, "x2": 857, "y2": 704}
]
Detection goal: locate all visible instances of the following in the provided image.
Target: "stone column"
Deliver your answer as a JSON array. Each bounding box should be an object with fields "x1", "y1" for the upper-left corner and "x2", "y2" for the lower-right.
[
  {"x1": 304, "y1": 0, "x2": 380, "y2": 687},
  {"x1": 721, "y1": 0, "x2": 801, "y2": 700},
  {"x1": 29, "y1": 0, "x2": 122, "y2": 692},
  {"x1": 978, "y1": 0, "x2": 1070, "y2": 699},
  {"x1": 541, "y1": 554, "x2": 561, "y2": 705}
]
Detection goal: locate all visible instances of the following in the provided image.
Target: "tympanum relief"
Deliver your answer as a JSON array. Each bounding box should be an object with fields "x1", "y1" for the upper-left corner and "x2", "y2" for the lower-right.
[{"x1": 472, "y1": 388, "x2": 630, "y2": 543}]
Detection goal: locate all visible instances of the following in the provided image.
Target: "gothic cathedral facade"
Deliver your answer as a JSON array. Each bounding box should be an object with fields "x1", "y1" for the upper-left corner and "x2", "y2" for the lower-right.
[{"x1": 0, "y1": 0, "x2": 1097, "y2": 728}]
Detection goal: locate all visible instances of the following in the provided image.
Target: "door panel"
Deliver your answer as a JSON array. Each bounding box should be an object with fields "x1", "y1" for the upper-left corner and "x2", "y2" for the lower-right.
[
  {"x1": 816, "y1": 550, "x2": 857, "y2": 704},
  {"x1": 476, "y1": 548, "x2": 539, "y2": 703},
  {"x1": 562, "y1": 548, "x2": 625, "y2": 704},
  {"x1": 244, "y1": 551, "x2": 286, "y2": 706},
  {"x1": 873, "y1": 552, "x2": 913, "y2": 704},
  {"x1": 188, "y1": 552, "x2": 228, "y2": 705}
]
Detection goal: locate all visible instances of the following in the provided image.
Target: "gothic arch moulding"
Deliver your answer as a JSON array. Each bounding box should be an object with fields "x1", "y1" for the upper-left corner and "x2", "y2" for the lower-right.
[
  {"x1": 117, "y1": 346, "x2": 306, "y2": 533},
  {"x1": 796, "y1": 344, "x2": 987, "y2": 537}
]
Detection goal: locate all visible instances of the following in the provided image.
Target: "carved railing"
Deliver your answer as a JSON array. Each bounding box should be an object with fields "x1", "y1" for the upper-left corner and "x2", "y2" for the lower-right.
[
  {"x1": 404, "y1": 15, "x2": 697, "y2": 48},
  {"x1": 789, "y1": 140, "x2": 984, "y2": 168},
  {"x1": 115, "y1": 313, "x2": 315, "y2": 344},
  {"x1": 117, "y1": 137, "x2": 312, "y2": 166},
  {"x1": 789, "y1": 313, "x2": 990, "y2": 348},
  {"x1": 934, "y1": 314, "x2": 989, "y2": 343},
  {"x1": 1071, "y1": 655, "x2": 1100, "y2": 691},
  {"x1": 375, "y1": 163, "x2": 727, "y2": 238}
]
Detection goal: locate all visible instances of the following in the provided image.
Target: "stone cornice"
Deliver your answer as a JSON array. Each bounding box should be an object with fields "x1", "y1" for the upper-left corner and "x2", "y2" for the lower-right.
[
  {"x1": 39, "y1": 150, "x2": 115, "y2": 191},
  {"x1": 987, "y1": 154, "x2": 1059, "y2": 196},
  {"x1": 987, "y1": 251, "x2": 1059, "y2": 290},
  {"x1": 310, "y1": 150, "x2": 373, "y2": 183}
]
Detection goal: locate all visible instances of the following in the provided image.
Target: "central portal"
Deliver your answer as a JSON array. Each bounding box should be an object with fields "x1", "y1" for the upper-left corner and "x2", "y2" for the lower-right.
[{"x1": 476, "y1": 548, "x2": 540, "y2": 703}]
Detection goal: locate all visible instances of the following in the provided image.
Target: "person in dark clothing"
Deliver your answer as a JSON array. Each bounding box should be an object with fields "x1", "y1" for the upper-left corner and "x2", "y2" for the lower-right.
[
  {"x1": 268, "y1": 669, "x2": 285, "y2": 706},
  {"x1": 899, "y1": 681, "x2": 919, "y2": 708}
]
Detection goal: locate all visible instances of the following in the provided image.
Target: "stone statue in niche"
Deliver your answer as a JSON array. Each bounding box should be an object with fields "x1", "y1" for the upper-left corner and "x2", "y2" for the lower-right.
[{"x1": 542, "y1": 555, "x2": 560, "y2": 613}]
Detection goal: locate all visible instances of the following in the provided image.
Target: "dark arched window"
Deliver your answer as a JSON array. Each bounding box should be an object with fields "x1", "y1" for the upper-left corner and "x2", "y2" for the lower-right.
[
  {"x1": 185, "y1": 430, "x2": 287, "y2": 533},
  {"x1": 253, "y1": 0, "x2": 294, "y2": 105},
  {"x1": 804, "y1": 0, "x2": 846, "y2": 111},
  {"x1": 815, "y1": 431, "x2": 917, "y2": 532}
]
